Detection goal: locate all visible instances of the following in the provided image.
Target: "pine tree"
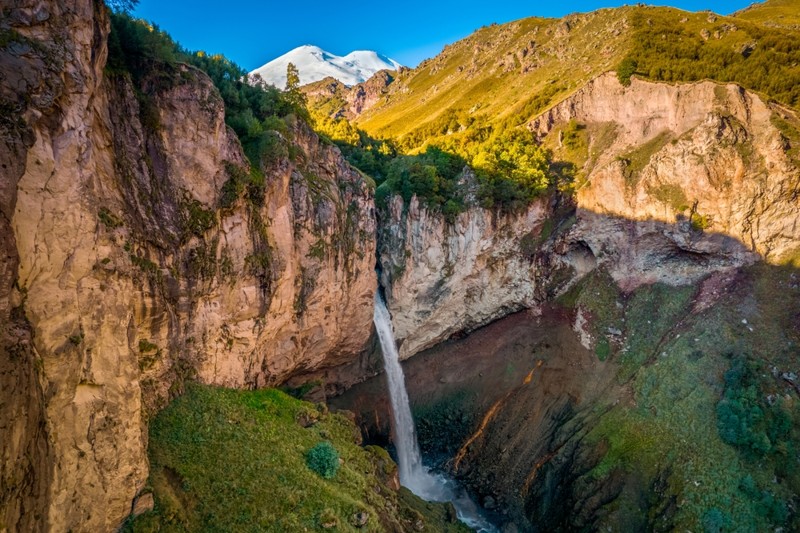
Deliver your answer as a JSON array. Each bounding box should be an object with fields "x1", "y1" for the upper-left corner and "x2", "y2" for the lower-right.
[{"x1": 284, "y1": 62, "x2": 308, "y2": 117}]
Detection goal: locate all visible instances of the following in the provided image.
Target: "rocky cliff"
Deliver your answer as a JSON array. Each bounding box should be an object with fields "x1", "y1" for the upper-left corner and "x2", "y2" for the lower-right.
[
  {"x1": 304, "y1": 69, "x2": 396, "y2": 120},
  {"x1": 377, "y1": 73, "x2": 799, "y2": 362},
  {"x1": 532, "y1": 72, "x2": 800, "y2": 268},
  {"x1": 0, "y1": 1, "x2": 375, "y2": 531},
  {"x1": 378, "y1": 192, "x2": 555, "y2": 359}
]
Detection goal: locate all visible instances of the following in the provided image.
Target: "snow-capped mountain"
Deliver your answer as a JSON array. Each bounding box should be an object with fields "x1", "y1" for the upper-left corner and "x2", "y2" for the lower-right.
[{"x1": 250, "y1": 45, "x2": 402, "y2": 88}]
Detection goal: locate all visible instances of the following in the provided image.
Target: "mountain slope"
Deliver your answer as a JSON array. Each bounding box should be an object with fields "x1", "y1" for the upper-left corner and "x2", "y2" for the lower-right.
[
  {"x1": 735, "y1": 0, "x2": 800, "y2": 29},
  {"x1": 353, "y1": 5, "x2": 800, "y2": 151},
  {"x1": 251, "y1": 45, "x2": 401, "y2": 88}
]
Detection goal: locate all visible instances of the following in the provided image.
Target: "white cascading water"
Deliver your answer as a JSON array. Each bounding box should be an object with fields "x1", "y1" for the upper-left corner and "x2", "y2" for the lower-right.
[{"x1": 374, "y1": 293, "x2": 498, "y2": 533}]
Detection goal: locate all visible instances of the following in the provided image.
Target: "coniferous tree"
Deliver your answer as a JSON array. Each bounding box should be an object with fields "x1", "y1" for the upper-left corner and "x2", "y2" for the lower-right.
[{"x1": 284, "y1": 62, "x2": 308, "y2": 117}]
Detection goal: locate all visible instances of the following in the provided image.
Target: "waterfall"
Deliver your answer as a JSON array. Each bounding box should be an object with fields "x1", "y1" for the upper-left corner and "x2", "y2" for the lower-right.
[
  {"x1": 373, "y1": 293, "x2": 498, "y2": 532},
  {"x1": 373, "y1": 294, "x2": 438, "y2": 493}
]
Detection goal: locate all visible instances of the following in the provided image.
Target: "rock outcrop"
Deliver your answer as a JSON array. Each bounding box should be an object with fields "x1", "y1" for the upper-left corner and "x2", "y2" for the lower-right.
[
  {"x1": 531, "y1": 72, "x2": 800, "y2": 268},
  {"x1": 378, "y1": 193, "x2": 555, "y2": 359},
  {"x1": 345, "y1": 70, "x2": 395, "y2": 118},
  {"x1": 304, "y1": 70, "x2": 396, "y2": 120},
  {"x1": 0, "y1": 1, "x2": 375, "y2": 531}
]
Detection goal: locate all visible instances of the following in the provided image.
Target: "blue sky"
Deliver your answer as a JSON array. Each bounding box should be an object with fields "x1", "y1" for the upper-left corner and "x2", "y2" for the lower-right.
[{"x1": 132, "y1": 0, "x2": 756, "y2": 70}]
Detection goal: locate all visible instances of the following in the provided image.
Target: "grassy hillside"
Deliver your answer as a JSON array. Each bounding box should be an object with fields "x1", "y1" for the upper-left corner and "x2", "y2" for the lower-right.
[
  {"x1": 619, "y1": 7, "x2": 800, "y2": 106},
  {"x1": 735, "y1": 0, "x2": 800, "y2": 29},
  {"x1": 563, "y1": 264, "x2": 800, "y2": 531},
  {"x1": 356, "y1": 8, "x2": 632, "y2": 144},
  {"x1": 126, "y1": 385, "x2": 468, "y2": 532},
  {"x1": 353, "y1": 5, "x2": 800, "y2": 154}
]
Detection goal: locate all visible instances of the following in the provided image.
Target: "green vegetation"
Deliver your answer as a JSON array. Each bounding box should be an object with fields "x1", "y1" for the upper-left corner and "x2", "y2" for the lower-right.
[
  {"x1": 620, "y1": 8, "x2": 800, "y2": 108},
  {"x1": 374, "y1": 146, "x2": 466, "y2": 213},
  {"x1": 691, "y1": 211, "x2": 713, "y2": 231},
  {"x1": 126, "y1": 385, "x2": 468, "y2": 532},
  {"x1": 138, "y1": 339, "x2": 158, "y2": 353},
  {"x1": 616, "y1": 57, "x2": 638, "y2": 87},
  {"x1": 716, "y1": 355, "x2": 793, "y2": 459},
  {"x1": 618, "y1": 131, "x2": 673, "y2": 187},
  {"x1": 770, "y1": 112, "x2": 800, "y2": 167},
  {"x1": 574, "y1": 265, "x2": 800, "y2": 531},
  {"x1": 180, "y1": 195, "x2": 215, "y2": 238},
  {"x1": 649, "y1": 182, "x2": 689, "y2": 212},
  {"x1": 355, "y1": 12, "x2": 629, "y2": 141},
  {"x1": 98, "y1": 207, "x2": 123, "y2": 229},
  {"x1": 735, "y1": 0, "x2": 800, "y2": 29},
  {"x1": 317, "y1": 116, "x2": 557, "y2": 215},
  {"x1": 306, "y1": 441, "x2": 341, "y2": 479}
]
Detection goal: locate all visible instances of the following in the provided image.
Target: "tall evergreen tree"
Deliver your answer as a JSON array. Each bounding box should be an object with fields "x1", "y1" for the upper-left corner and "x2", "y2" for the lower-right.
[{"x1": 284, "y1": 62, "x2": 308, "y2": 117}]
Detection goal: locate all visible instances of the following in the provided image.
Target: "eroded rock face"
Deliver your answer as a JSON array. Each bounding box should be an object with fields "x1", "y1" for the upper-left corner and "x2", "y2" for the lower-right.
[
  {"x1": 378, "y1": 74, "x2": 800, "y2": 362},
  {"x1": 531, "y1": 72, "x2": 800, "y2": 266},
  {"x1": 378, "y1": 194, "x2": 554, "y2": 359},
  {"x1": 345, "y1": 70, "x2": 395, "y2": 117},
  {"x1": 1, "y1": 1, "x2": 376, "y2": 531},
  {"x1": 303, "y1": 70, "x2": 395, "y2": 119}
]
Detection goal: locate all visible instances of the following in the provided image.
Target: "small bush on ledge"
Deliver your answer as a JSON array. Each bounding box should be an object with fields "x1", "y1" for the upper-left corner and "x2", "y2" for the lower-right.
[{"x1": 306, "y1": 441, "x2": 340, "y2": 479}]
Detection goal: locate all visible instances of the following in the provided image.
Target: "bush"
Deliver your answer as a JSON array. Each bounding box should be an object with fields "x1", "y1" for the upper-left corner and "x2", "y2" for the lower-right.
[
  {"x1": 306, "y1": 441, "x2": 340, "y2": 479},
  {"x1": 716, "y1": 356, "x2": 792, "y2": 459},
  {"x1": 616, "y1": 58, "x2": 638, "y2": 87}
]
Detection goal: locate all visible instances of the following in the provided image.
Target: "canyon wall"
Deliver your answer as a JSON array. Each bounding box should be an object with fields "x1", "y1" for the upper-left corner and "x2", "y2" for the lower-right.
[
  {"x1": 378, "y1": 193, "x2": 554, "y2": 359},
  {"x1": 2, "y1": 2, "x2": 800, "y2": 531},
  {"x1": 0, "y1": 1, "x2": 375, "y2": 531},
  {"x1": 531, "y1": 72, "x2": 800, "y2": 267}
]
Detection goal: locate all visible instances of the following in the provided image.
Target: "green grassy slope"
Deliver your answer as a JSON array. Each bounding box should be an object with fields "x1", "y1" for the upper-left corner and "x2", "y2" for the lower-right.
[
  {"x1": 357, "y1": 9, "x2": 631, "y2": 143},
  {"x1": 126, "y1": 385, "x2": 468, "y2": 532},
  {"x1": 354, "y1": 5, "x2": 800, "y2": 153},
  {"x1": 735, "y1": 0, "x2": 800, "y2": 29},
  {"x1": 562, "y1": 265, "x2": 800, "y2": 531}
]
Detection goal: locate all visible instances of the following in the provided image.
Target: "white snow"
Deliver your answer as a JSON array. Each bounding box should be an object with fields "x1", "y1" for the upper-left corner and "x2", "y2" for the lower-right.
[{"x1": 249, "y1": 45, "x2": 402, "y2": 88}]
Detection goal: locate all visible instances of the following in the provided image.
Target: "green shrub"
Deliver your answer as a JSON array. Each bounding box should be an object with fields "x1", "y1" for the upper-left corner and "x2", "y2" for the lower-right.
[
  {"x1": 616, "y1": 57, "x2": 638, "y2": 87},
  {"x1": 98, "y1": 208, "x2": 123, "y2": 229},
  {"x1": 702, "y1": 507, "x2": 731, "y2": 533},
  {"x1": 716, "y1": 357, "x2": 792, "y2": 459},
  {"x1": 181, "y1": 196, "x2": 215, "y2": 237},
  {"x1": 138, "y1": 339, "x2": 158, "y2": 353},
  {"x1": 306, "y1": 441, "x2": 340, "y2": 479}
]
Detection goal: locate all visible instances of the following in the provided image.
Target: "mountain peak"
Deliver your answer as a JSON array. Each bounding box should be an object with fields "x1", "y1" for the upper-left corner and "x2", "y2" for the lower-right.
[{"x1": 250, "y1": 46, "x2": 402, "y2": 88}]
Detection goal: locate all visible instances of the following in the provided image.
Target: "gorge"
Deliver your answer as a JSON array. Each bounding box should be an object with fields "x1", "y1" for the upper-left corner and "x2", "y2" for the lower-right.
[{"x1": 1, "y1": 0, "x2": 799, "y2": 532}]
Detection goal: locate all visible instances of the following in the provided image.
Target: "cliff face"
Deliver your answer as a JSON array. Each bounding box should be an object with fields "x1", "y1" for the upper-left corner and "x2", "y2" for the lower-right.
[
  {"x1": 378, "y1": 73, "x2": 799, "y2": 361},
  {"x1": 532, "y1": 73, "x2": 800, "y2": 268},
  {"x1": 378, "y1": 194, "x2": 554, "y2": 359},
  {"x1": 0, "y1": 2, "x2": 375, "y2": 531},
  {"x1": 304, "y1": 69, "x2": 396, "y2": 120}
]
